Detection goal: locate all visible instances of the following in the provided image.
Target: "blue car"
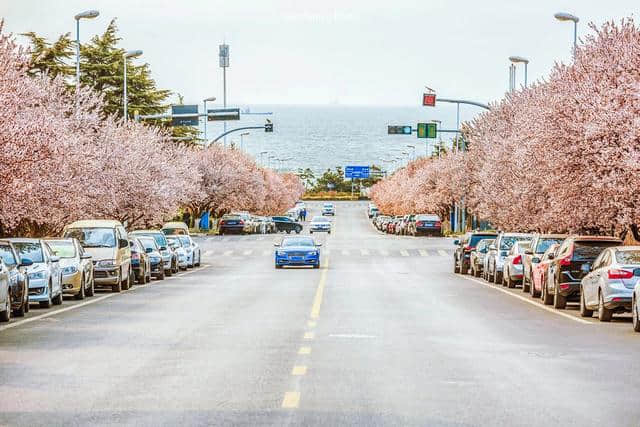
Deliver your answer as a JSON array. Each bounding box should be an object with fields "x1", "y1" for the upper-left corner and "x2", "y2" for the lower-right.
[{"x1": 275, "y1": 236, "x2": 321, "y2": 269}]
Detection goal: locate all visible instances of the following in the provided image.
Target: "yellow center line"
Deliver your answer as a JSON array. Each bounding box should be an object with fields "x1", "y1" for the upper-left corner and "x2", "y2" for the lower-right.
[
  {"x1": 291, "y1": 366, "x2": 307, "y2": 376},
  {"x1": 281, "y1": 391, "x2": 300, "y2": 408},
  {"x1": 307, "y1": 320, "x2": 316, "y2": 328},
  {"x1": 310, "y1": 255, "x2": 330, "y2": 319},
  {"x1": 298, "y1": 346, "x2": 311, "y2": 355}
]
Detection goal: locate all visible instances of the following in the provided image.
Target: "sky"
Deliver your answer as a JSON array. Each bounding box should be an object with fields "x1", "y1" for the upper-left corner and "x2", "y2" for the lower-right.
[{"x1": 1, "y1": 0, "x2": 638, "y2": 111}]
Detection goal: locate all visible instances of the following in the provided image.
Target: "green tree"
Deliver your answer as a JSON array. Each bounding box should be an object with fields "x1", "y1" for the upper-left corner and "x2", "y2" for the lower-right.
[
  {"x1": 296, "y1": 168, "x2": 316, "y2": 189},
  {"x1": 21, "y1": 32, "x2": 74, "y2": 80}
]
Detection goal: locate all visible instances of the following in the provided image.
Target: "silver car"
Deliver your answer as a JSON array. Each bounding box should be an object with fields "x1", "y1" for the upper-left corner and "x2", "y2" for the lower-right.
[
  {"x1": 309, "y1": 216, "x2": 332, "y2": 234},
  {"x1": 502, "y1": 241, "x2": 531, "y2": 288},
  {"x1": 580, "y1": 246, "x2": 639, "y2": 321},
  {"x1": 470, "y1": 239, "x2": 493, "y2": 277},
  {"x1": 177, "y1": 235, "x2": 201, "y2": 268},
  {"x1": 485, "y1": 233, "x2": 533, "y2": 284}
]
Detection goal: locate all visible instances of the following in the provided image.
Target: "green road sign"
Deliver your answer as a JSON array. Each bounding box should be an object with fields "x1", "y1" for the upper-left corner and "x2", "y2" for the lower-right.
[{"x1": 417, "y1": 123, "x2": 437, "y2": 139}]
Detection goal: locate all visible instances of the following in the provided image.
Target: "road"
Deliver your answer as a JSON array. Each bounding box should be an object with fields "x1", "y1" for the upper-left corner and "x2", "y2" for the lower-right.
[{"x1": 1, "y1": 201, "x2": 640, "y2": 426}]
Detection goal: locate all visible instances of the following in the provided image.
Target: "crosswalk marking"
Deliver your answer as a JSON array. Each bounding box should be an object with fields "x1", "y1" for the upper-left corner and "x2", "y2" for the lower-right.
[
  {"x1": 400, "y1": 250, "x2": 409, "y2": 257},
  {"x1": 418, "y1": 249, "x2": 429, "y2": 257},
  {"x1": 360, "y1": 249, "x2": 369, "y2": 256},
  {"x1": 438, "y1": 249, "x2": 448, "y2": 257}
]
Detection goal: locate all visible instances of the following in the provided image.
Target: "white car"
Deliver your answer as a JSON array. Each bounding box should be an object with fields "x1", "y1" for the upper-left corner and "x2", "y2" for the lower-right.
[
  {"x1": 9, "y1": 238, "x2": 63, "y2": 308},
  {"x1": 322, "y1": 203, "x2": 335, "y2": 216},
  {"x1": 177, "y1": 235, "x2": 201, "y2": 268},
  {"x1": 309, "y1": 216, "x2": 332, "y2": 234},
  {"x1": 166, "y1": 236, "x2": 188, "y2": 270}
]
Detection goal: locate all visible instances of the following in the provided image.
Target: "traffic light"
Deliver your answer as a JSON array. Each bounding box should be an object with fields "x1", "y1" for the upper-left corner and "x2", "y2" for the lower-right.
[
  {"x1": 265, "y1": 121, "x2": 273, "y2": 132},
  {"x1": 388, "y1": 125, "x2": 412, "y2": 135},
  {"x1": 417, "y1": 123, "x2": 437, "y2": 139},
  {"x1": 422, "y1": 93, "x2": 436, "y2": 106}
]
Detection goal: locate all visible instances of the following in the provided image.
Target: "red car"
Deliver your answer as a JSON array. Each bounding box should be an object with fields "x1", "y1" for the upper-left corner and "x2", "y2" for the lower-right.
[{"x1": 531, "y1": 243, "x2": 560, "y2": 298}]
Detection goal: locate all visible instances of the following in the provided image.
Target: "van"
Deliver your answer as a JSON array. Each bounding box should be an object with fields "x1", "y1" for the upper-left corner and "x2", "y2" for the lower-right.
[
  {"x1": 161, "y1": 222, "x2": 190, "y2": 236},
  {"x1": 63, "y1": 220, "x2": 133, "y2": 292}
]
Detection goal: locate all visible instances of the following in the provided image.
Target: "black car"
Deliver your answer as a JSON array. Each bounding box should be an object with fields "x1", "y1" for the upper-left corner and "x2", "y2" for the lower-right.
[
  {"x1": 0, "y1": 239, "x2": 32, "y2": 319},
  {"x1": 453, "y1": 231, "x2": 498, "y2": 275},
  {"x1": 544, "y1": 235, "x2": 622, "y2": 309},
  {"x1": 272, "y1": 216, "x2": 303, "y2": 234},
  {"x1": 218, "y1": 214, "x2": 246, "y2": 235}
]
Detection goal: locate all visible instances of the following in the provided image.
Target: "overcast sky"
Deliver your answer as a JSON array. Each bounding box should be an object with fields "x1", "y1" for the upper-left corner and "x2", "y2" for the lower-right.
[{"x1": 2, "y1": 0, "x2": 637, "y2": 108}]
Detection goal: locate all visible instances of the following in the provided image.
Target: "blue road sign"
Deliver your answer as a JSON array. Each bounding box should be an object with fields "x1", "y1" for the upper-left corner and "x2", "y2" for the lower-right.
[
  {"x1": 171, "y1": 105, "x2": 199, "y2": 126},
  {"x1": 345, "y1": 165, "x2": 370, "y2": 179}
]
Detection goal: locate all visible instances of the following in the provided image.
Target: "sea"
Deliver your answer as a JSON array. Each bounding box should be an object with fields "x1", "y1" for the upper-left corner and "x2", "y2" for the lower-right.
[{"x1": 201, "y1": 104, "x2": 475, "y2": 175}]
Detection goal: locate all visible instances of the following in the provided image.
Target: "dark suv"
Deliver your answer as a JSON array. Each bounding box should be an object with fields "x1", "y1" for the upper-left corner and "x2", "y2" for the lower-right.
[
  {"x1": 454, "y1": 231, "x2": 498, "y2": 275},
  {"x1": 272, "y1": 216, "x2": 303, "y2": 234},
  {"x1": 544, "y1": 235, "x2": 622, "y2": 309}
]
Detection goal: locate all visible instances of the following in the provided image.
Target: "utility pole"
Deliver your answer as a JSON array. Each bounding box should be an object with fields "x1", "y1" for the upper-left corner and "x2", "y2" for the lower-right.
[{"x1": 219, "y1": 43, "x2": 229, "y2": 146}]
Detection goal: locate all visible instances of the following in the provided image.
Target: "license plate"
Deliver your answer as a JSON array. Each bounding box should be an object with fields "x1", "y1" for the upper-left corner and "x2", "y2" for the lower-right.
[{"x1": 291, "y1": 257, "x2": 302, "y2": 261}]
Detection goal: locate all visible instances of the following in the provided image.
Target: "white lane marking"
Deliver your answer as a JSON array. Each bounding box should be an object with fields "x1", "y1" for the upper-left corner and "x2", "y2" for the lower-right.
[
  {"x1": 0, "y1": 266, "x2": 210, "y2": 331},
  {"x1": 418, "y1": 249, "x2": 429, "y2": 257},
  {"x1": 341, "y1": 249, "x2": 350, "y2": 256},
  {"x1": 223, "y1": 250, "x2": 233, "y2": 256},
  {"x1": 460, "y1": 275, "x2": 592, "y2": 325},
  {"x1": 243, "y1": 249, "x2": 253, "y2": 256},
  {"x1": 400, "y1": 250, "x2": 409, "y2": 257},
  {"x1": 379, "y1": 249, "x2": 389, "y2": 256},
  {"x1": 329, "y1": 334, "x2": 377, "y2": 339},
  {"x1": 438, "y1": 250, "x2": 448, "y2": 257},
  {"x1": 360, "y1": 249, "x2": 369, "y2": 256}
]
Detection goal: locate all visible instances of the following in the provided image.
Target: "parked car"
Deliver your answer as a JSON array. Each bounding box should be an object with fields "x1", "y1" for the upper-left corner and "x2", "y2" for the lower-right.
[
  {"x1": 454, "y1": 231, "x2": 498, "y2": 275},
  {"x1": 63, "y1": 220, "x2": 133, "y2": 293},
  {"x1": 398, "y1": 215, "x2": 415, "y2": 236},
  {"x1": 0, "y1": 240, "x2": 32, "y2": 319},
  {"x1": 130, "y1": 230, "x2": 177, "y2": 276},
  {"x1": 409, "y1": 214, "x2": 442, "y2": 236},
  {"x1": 177, "y1": 235, "x2": 200, "y2": 267},
  {"x1": 522, "y1": 234, "x2": 567, "y2": 293},
  {"x1": 161, "y1": 221, "x2": 189, "y2": 236},
  {"x1": 136, "y1": 236, "x2": 165, "y2": 280},
  {"x1": 218, "y1": 214, "x2": 246, "y2": 235},
  {"x1": 46, "y1": 238, "x2": 94, "y2": 299},
  {"x1": 166, "y1": 236, "x2": 188, "y2": 270},
  {"x1": 502, "y1": 241, "x2": 531, "y2": 288},
  {"x1": 129, "y1": 237, "x2": 151, "y2": 284},
  {"x1": 367, "y1": 204, "x2": 379, "y2": 218},
  {"x1": 633, "y1": 282, "x2": 640, "y2": 332},
  {"x1": 374, "y1": 215, "x2": 390, "y2": 231},
  {"x1": 322, "y1": 203, "x2": 336, "y2": 216},
  {"x1": 485, "y1": 233, "x2": 533, "y2": 284},
  {"x1": 310, "y1": 216, "x2": 332, "y2": 234},
  {"x1": 274, "y1": 236, "x2": 321, "y2": 269},
  {"x1": 9, "y1": 238, "x2": 62, "y2": 308},
  {"x1": 530, "y1": 243, "x2": 560, "y2": 298},
  {"x1": 470, "y1": 239, "x2": 493, "y2": 277},
  {"x1": 272, "y1": 216, "x2": 303, "y2": 234},
  {"x1": 545, "y1": 235, "x2": 622, "y2": 309},
  {"x1": 579, "y1": 246, "x2": 640, "y2": 321}
]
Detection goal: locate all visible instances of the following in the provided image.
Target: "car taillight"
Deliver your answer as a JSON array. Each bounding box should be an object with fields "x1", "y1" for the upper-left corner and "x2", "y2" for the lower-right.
[
  {"x1": 464, "y1": 245, "x2": 472, "y2": 251},
  {"x1": 416, "y1": 221, "x2": 423, "y2": 226},
  {"x1": 239, "y1": 220, "x2": 244, "y2": 225},
  {"x1": 513, "y1": 255, "x2": 522, "y2": 265},
  {"x1": 435, "y1": 221, "x2": 442, "y2": 226},
  {"x1": 608, "y1": 269, "x2": 633, "y2": 279},
  {"x1": 559, "y1": 245, "x2": 573, "y2": 266},
  {"x1": 219, "y1": 220, "x2": 225, "y2": 225}
]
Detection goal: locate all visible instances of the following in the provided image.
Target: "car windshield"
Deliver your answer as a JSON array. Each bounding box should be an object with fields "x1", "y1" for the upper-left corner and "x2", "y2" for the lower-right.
[
  {"x1": 13, "y1": 241, "x2": 44, "y2": 263},
  {"x1": 312, "y1": 216, "x2": 329, "y2": 222},
  {"x1": 46, "y1": 240, "x2": 76, "y2": 258},
  {"x1": 167, "y1": 237, "x2": 182, "y2": 247},
  {"x1": 615, "y1": 250, "x2": 640, "y2": 264},
  {"x1": 134, "y1": 232, "x2": 167, "y2": 248},
  {"x1": 574, "y1": 241, "x2": 621, "y2": 261},
  {"x1": 139, "y1": 238, "x2": 157, "y2": 251},
  {"x1": 469, "y1": 234, "x2": 497, "y2": 248},
  {"x1": 178, "y1": 236, "x2": 191, "y2": 245},
  {"x1": 500, "y1": 236, "x2": 530, "y2": 250},
  {"x1": 0, "y1": 244, "x2": 16, "y2": 265},
  {"x1": 536, "y1": 238, "x2": 564, "y2": 254},
  {"x1": 282, "y1": 238, "x2": 315, "y2": 247},
  {"x1": 416, "y1": 215, "x2": 439, "y2": 221},
  {"x1": 65, "y1": 228, "x2": 116, "y2": 248}
]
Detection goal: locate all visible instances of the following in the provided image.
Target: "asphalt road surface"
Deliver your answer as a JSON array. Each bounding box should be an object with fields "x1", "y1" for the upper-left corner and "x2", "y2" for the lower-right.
[{"x1": 1, "y1": 201, "x2": 640, "y2": 426}]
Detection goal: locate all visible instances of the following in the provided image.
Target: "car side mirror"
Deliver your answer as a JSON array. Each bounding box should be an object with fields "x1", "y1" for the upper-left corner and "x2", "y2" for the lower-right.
[
  {"x1": 80, "y1": 253, "x2": 92, "y2": 260},
  {"x1": 119, "y1": 238, "x2": 128, "y2": 249},
  {"x1": 145, "y1": 248, "x2": 153, "y2": 253},
  {"x1": 316, "y1": 243, "x2": 323, "y2": 247},
  {"x1": 50, "y1": 256, "x2": 60, "y2": 263},
  {"x1": 532, "y1": 257, "x2": 541, "y2": 263},
  {"x1": 160, "y1": 246, "x2": 167, "y2": 251},
  {"x1": 453, "y1": 239, "x2": 460, "y2": 245},
  {"x1": 634, "y1": 268, "x2": 640, "y2": 277},
  {"x1": 20, "y1": 257, "x2": 33, "y2": 267}
]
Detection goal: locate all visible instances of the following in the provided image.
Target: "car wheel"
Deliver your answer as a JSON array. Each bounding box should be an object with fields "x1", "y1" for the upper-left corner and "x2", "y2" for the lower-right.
[
  {"x1": 52, "y1": 281, "x2": 63, "y2": 305},
  {"x1": 530, "y1": 277, "x2": 539, "y2": 298},
  {"x1": 310, "y1": 231, "x2": 313, "y2": 234},
  {"x1": 541, "y1": 281, "x2": 553, "y2": 305},
  {"x1": 121, "y1": 268, "x2": 130, "y2": 291},
  {"x1": 579, "y1": 288, "x2": 593, "y2": 318},
  {"x1": 453, "y1": 258, "x2": 459, "y2": 274},
  {"x1": 75, "y1": 274, "x2": 86, "y2": 300},
  {"x1": 493, "y1": 269, "x2": 501, "y2": 285},
  {"x1": 598, "y1": 291, "x2": 612, "y2": 322},
  {"x1": 553, "y1": 285, "x2": 567, "y2": 309},
  {"x1": 313, "y1": 263, "x2": 320, "y2": 269},
  {"x1": 87, "y1": 277, "x2": 95, "y2": 297},
  {"x1": 13, "y1": 290, "x2": 26, "y2": 317},
  {"x1": 275, "y1": 264, "x2": 282, "y2": 269},
  {"x1": 158, "y1": 268, "x2": 165, "y2": 280},
  {"x1": 0, "y1": 294, "x2": 10, "y2": 322},
  {"x1": 506, "y1": 273, "x2": 516, "y2": 289},
  {"x1": 172, "y1": 260, "x2": 178, "y2": 274},
  {"x1": 633, "y1": 296, "x2": 640, "y2": 332},
  {"x1": 295, "y1": 227, "x2": 302, "y2": 234},
  {"x1": 112, "y1": 272, "x2": 122, "y2": 293},
  {"x1": 286, "y1": 230, "x2": 291, "y2": 234},
  {"x1": 137, "y1": 266, "x2": 146, "y2": 284},
  {"x1": 40, "y1": 281, "x2": 53, "y2": 308},
  {"x1": 522, "y1": 275, "x2": 530, "y2": 293}
]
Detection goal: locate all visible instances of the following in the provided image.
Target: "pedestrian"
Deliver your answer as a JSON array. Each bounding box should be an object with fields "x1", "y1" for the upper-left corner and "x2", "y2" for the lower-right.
[{"x1": 302, "y1": 208, "x2": 307, "y2": 221}]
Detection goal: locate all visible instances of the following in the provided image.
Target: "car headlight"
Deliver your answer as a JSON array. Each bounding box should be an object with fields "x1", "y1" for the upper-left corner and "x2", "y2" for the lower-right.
[
  {"x1": 62, "y1": 266, "x2": 78, "y2": 275},
  {"x1": 150, "y1": 256, "x2": 161, "y2": 263},
  {"x1": 309, "y1": 251, "x2": 318, "y2": 256},
  {"x1": 277, "y1": 251, "x2": 286, "y2": 256},
  {"x1": 28, "y1": 271, "x2": 46, "y2": 280},
  {"x1": 96, "y1": 259, "x2": 116, "y2": 268}
]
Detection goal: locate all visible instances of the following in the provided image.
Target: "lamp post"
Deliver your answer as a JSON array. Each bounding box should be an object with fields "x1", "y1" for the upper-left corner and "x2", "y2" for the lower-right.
[
  {"x1": 509, "y1": 56, "x2": 530, "y2": 88},
  {"x1": 203, "y1": 96, "x2": 216, "y2": 143},
  {"x1": 554, "y1": 12, "x2": 579, "y2": 57},
  {"x1": 406, "y1": 144, "x2": 416, "y2": 160},
  {"x1": 431, "y1": 119, "x2": 442, "y2": 157},
  {"x1": 74, "y1": 10, "x2": 99, "y2": 87},
  {"x1": 123, "y1": 50, "x2": 143, "y2": 121},
  {"x1": 240, "y1": 132, "x2": 250, "y2": 151}
]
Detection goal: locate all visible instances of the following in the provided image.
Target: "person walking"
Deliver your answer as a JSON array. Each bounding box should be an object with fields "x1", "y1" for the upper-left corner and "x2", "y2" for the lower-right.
[{"x1": 301, "y1": 208, "x2": 307, "y2": 221}]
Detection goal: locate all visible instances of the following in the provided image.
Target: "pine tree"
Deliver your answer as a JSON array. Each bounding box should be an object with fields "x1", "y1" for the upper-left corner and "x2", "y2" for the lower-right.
[{"x1": 21, "y1": 32, "x2": 74, "y2": 80}]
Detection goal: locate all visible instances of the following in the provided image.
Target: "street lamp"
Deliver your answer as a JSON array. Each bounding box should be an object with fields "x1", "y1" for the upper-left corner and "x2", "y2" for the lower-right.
[
  {"x1": 123, "y1": 50, "x2": 143, "y2": 120},
  {"x1": 554, "y1": 12, "x2": 579, "y2": 57},
  {"x1": 509, "y1": 56, "x2": 529, "y2": 88},
  {"x1": 203, "y1": 96, "x2": 216, "y2": 143},
  {"x1": 406, "y1": 144, "x2": 416, "y2": 160},
  {"x1": 74, "y1": 10, "x2": 99, "y2": 87},
  {"x1": 240, "y1": 132, "x2": 250, "y2": 151}
]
